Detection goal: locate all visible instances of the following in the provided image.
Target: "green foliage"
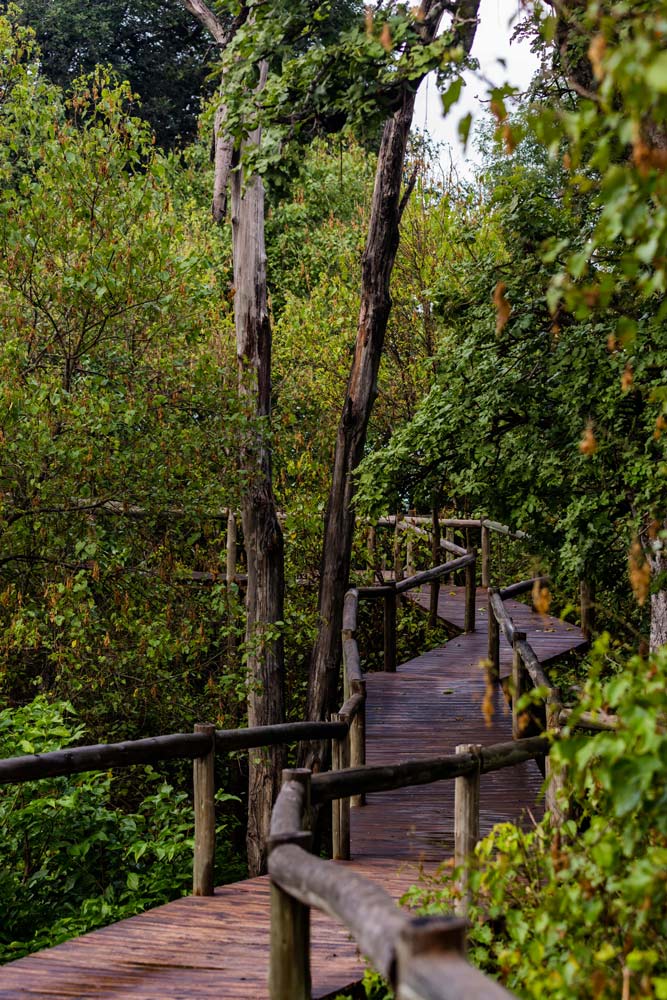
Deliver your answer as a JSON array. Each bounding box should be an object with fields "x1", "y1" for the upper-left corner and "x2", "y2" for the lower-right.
[
  {"x1": 0, "y1": 696, "x2": 243, "y2": 961},
  {"x1": 354, "y1": 121, "x2": 665, "y2": 640},
  {"x1": 405, "y1": 639, "x2": 667, "y2": 999},
  {"x1": 10, "y1": 0, "x2": 217, "y2": 147},
  {"x1": 0, "y1": 18, "x2": 247, "y2": 737}
]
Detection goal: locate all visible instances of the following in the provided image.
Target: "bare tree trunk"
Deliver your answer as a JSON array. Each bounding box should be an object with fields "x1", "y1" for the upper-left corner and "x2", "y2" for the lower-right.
[
  {"x1": 303, "y1": 93, "x2": 417, "y2": 762},
  {"x1": 212, "y1": 103, "x2": 234, "y2": 222},
  {"x1": 231, "y1": 64, "x2": 285, "y2": 876},
  {"x1": 648, "y1": 521, "x2": 667, "y2": 651},
  {"x1": 303, "y1": 2, "x2": 481, "y2": 758}
]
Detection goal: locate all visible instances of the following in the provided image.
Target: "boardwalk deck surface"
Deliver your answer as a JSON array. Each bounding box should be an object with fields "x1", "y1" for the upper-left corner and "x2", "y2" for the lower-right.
[{"x1": 0, "y1": 588, "x2": 585, "y2": 999}]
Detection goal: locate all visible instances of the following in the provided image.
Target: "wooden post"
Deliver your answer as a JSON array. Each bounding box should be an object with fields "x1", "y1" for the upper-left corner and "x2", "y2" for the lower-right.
[
  {"x1": 406, "y1": 531, "x2": 414, "y2": 578},
  {"x1": 269, "y1": 769, "x2": 311, "y2": 1000},
  {"x1": 545, "y1": 691, "x2": 566, "y2": 826},
  {"x1": 331, "y1": 714, "x2": 351, "y2": 860},
  {"x1": 393, "y1": 512, "x2": 404, "y2": 583},
  {"x1": 487, "y1": 587, "x2": 500, "y2": 684},
  {"x1": 580, "y1": 578, "x2": 595, "y2": 642},
  {"x1": 384, "y1": 582, "x2": 397, "y2": 672},
  {"x1": 193, "y1": 723, "x2": 216, "y2": 896},
  {"x1": 454, "y1": 743, "x2": 481, "y2": 916},
  {"x1": 350, "y1": 680, "x2": 366, "y2": 807},
  {"x1": 226, "y1": 511, "x2": 237, "y2": 665},
  {"x1": 464, "y1": 549, "x2": 477, "y2": 633},
  {"x1": 367, "y1": 525, "x2": 377, "y2": 580},
  {"x1": 429, "y1": 507, "x2": 441, "y2": 628},
  {"x1": 481, "y1": 522, "x2": 490, "y2": 588},
  {"x1": 511, "y1": 632, "x2": 527, "y2": 739}
]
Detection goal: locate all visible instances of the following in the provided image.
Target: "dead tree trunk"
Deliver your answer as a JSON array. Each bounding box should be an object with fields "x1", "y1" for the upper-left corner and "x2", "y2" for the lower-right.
[
  {"x1": 303, "y1": 2, "x2": 481, "y2": 758},
  {"x1": 647, "y1": 519, "x2": 667, "y2": 651},
  {"x1": 231, "y1": 78, "x2": 286, "y2": 875}
]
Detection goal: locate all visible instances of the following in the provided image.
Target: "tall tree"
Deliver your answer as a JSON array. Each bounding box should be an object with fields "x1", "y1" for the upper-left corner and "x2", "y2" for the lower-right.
[
  {"x1": 179, "y1": 0, "x2": 284, "y2": 876},
  {"x1": 305, "y1": 0, "x2": 481, "y2": 748}
]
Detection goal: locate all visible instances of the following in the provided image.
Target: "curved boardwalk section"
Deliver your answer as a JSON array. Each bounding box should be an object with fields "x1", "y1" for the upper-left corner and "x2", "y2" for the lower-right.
[{"x1": 0, "y1": 588, "x2": 585, "y2": 999}]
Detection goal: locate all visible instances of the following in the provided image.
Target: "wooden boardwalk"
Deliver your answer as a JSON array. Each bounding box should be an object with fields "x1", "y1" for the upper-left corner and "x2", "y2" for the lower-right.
[{"x1": 0, "y1": 589, "x2": 585, "y2": 999}]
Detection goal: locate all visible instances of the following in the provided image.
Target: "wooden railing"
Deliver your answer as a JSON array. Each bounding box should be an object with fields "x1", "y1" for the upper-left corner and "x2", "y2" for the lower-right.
[
  {"x1": 0, "y1": 719, "x2": 350, "y2": 897},
  {"x1": 267, "y1": 734, "x2": 549, "y2": 999},
  {"x1": 265, "y1": 516, "x2": 610, "y2": 999}
]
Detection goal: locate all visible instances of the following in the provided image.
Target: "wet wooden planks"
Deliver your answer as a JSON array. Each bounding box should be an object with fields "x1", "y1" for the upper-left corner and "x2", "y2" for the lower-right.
[
  {"x1": 0, "y1": 860, "x2": 420, "y2": 1000},
  {"x1": 0, "y1": 586, "x2": 585, "y2": 999},
  {"x1": 409, "y1": 586, "x2": 588, "y2": 669}
]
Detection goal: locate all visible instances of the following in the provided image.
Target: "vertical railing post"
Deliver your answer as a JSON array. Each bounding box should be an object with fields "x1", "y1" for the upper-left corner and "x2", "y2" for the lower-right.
[
  {"x1": 350, "y1": 680, "x2": 366, "y2": 807},
  {"x1": 367, "y1": 524, "x2": 377, "y2": 581},
  {"x1": 269, "y1": 769, "x2": 312, "y2": 1000},
  {"x1": 406, "y1": 530, "x2": 414, "y2": 578},
  {"x1": 511, "y1": 632, "x2": 527, "y2": 739},
  {"x1": 331, "y1": 713, "x2": 351, "y2": 860},
  {"x1": 464, "y1": 549, "x2": 477, "y2": 633},
  {"x1": 429, "y1": 508, "x2": 441, "y2": 627},
  {"x1": 396, "y1": 917, "x2": 468, "y2": 999},
  {"x1": 545, "y1": 690, "x2": 566, "y2": 826},
  {"x1": 393, "y1": 512, "x2": 404, "y2": 583},
  {"x1": 226, "y1": 511, "x2": 237, "y2": 666},
  {"x1": 384, "y1": 581, "x2": 397, "y2": 672},
  {"x1": 454, "y1": 743, "x2": 481, "y2": 916},
  {"x1": 481, "y1": 521, "x2": 490, "y2": 588},
  {"x1": 580, "y1": 578, "x2": 595, "y2": 642},
  {"x1": 487, "y1": 587, "x2": 500, "y2": 684},
  {"x1": 193, "y1": 722, "x2": 216, "y2": 896}
]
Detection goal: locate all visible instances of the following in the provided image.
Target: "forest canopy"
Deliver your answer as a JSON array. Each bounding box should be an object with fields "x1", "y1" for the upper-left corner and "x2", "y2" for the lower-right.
[{"x1": 0, "y1": 1, "x2": 666, "y2": 994}]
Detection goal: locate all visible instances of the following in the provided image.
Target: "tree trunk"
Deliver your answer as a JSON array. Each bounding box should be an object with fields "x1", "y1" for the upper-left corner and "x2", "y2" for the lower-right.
[
  {"x1": 648, "y1": 521, "x2": 667, "y2": 651},
  {"x1": 303, "y1": 3, "x2": 481, "y2": 760},
  {"x1": 231, "y1": 63, "x2": 285, "y2": 875},
  {"x1": 212, "y1": 102, "x2": 234, "y2": 222},
  {"x1": 303, "y1": 92, "x2": 417, "y2": 764}
]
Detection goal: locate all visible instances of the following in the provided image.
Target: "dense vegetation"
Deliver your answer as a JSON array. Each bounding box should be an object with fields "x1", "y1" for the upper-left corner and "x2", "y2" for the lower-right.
[{"x1": 0, "y1": 1, "x2": 666, "y2": 994}]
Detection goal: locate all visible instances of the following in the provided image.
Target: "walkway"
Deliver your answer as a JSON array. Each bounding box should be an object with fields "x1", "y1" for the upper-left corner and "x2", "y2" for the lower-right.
[{"x1": 0, "y1": 589, "x2": 586, "y2": 1000}]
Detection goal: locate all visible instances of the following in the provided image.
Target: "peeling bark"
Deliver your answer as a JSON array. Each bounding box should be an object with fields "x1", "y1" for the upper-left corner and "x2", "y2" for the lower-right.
[
  {"x1": 647, "y1": 521, "x2": 667, "y2": 652},
  {"x1": 231, "y1": 64, "x2": 285, "y2": 876}
]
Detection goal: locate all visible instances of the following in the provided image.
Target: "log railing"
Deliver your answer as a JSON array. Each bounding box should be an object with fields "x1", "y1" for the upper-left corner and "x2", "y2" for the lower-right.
[
  {"x1": 268, "y1": 736, "x2": 548, "y2": 1000},
  {"x1": 0, "y1": 719, "x2": 350, "y2": 897}
]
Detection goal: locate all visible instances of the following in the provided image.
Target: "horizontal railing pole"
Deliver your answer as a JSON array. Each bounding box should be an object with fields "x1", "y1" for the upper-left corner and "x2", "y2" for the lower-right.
[
  {"x1": 0, "y1": 722, "x2": 349, "y2": 785},
  {"x1": 214, "y1": 721, "x2": 348, "y2": 750},
  {"x1": 395, "y1": 554, "x2": 475, "y2": 594},
  {"x1": 499, "y1": 576, "x2": 549, "y2": 601},
  {"x1": 559, "y1": 707, "x2": 618, "y2": 731},
  {"x1": 310, "y1": 736, "x2": 549, "y2": 804},
  {"x1": 342, "y1": 637, "x2": 363, "y2": 688},
  {"x1": 488, "y1": 590, "x2": 515, "y2": 646},
  {"x1": 342, "y1": 588, "x2": 359, "y2": 633},
  {"x1": 338, "y1": 692, "x2": 364, "y2": 722},
  {"x1": 398, "y1": 951, "x2": 517, "y2": 1000},
  {"x1": 357, "y1": 585, "x2": 396, "y2": 599},
  {"x1": 0, "y1": 732, "x2": 211, "y2": 784},
  {"x1": 514, "y1": 638, "x2": 551, "y2": 690}
]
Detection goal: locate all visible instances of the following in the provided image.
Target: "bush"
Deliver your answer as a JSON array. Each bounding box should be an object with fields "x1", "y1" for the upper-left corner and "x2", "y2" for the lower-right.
[
  {"x1": 0, "y1": 696, "x2": 242, "y2": 961},
  {"x1": 404, "y1": 638, "x2": 667, "y2": 999}
]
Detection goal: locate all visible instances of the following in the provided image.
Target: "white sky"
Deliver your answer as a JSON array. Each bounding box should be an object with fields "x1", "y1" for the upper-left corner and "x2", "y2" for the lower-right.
[{"x1": 414, "y1": 0, "x2": 540, "y2": 173}]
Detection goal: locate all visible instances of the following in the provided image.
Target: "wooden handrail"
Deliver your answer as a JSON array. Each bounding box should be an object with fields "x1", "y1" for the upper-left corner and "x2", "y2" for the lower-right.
[
  {"x1": 559, "y1": 707, "x2": 618, "y2": 731},
  {"x1": 268, "y1": 769, "x2": 519, "y2": 999},
  {"x1": 310, "y1": 736, "x2": 549, "y2": 804},
  {"x1": 395, "y1": 553, "x2": 475, "y2": 594},
  {"x1": 0, "y1": 721, "x2": 349, "y2": 785},
  {"x1": 488, "y1": 588, "x2": 516, "y2": 646},
  {"x1": 499, "y1": 575, "x2": 549, "y2": 601}
]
